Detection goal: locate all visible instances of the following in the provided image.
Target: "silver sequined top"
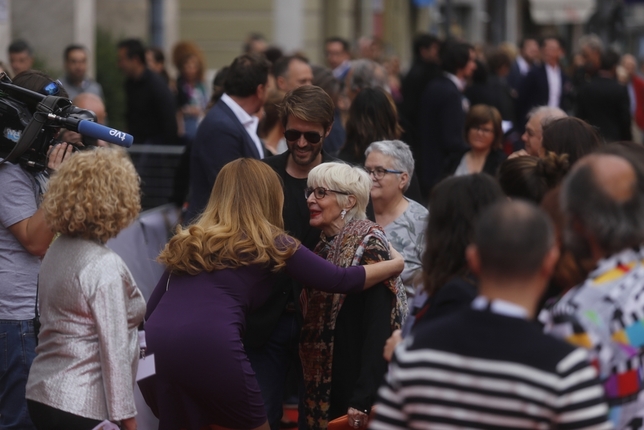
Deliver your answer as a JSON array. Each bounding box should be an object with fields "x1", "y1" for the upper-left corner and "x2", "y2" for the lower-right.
[{"x1": 26, "y1": 235, "x2": 146, "y2": 420}]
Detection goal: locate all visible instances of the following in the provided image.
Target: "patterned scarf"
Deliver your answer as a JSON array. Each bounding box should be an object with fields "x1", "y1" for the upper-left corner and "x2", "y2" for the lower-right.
[{"x1": 299, "y1": 219, "x2": 408, "y2": 429}]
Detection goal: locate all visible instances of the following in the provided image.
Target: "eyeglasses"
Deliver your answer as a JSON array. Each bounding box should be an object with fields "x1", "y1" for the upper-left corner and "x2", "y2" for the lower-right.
[
  {"x1": 284, "y1": 129, "x2": 323, "y2": 144},
  {"x1": 364, "y1": 167, "x2": 403, "y2": 180},
  {"x1": 41, "y1": 80, "x2": 63, "y2": 96},
  {"x1": 305, "y1": 186, "x2": 349, "y2": 199},
  {"x1": 471, "y1": 126, "x2": 494, "y2": 135}
]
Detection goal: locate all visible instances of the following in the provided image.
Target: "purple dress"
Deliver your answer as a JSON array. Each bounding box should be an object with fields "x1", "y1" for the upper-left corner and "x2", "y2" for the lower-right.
[{"x1": 144, "y1": 244, "x2": 365, "y2": 430}]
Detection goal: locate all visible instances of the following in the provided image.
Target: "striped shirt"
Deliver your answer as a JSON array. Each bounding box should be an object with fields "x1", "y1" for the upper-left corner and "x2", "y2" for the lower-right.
[{"x1": 370, "y1": 301, "x2": 611, "y2": 429}]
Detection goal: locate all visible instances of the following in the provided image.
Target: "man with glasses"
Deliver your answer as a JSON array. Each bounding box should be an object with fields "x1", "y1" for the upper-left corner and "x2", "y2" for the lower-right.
[{"x1": 245, "y1": 85, "x2": 336, "y2": 430}]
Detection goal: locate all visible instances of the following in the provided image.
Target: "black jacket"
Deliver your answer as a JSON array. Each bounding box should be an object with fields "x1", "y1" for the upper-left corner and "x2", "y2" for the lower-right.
[
  {"x1": 576, "y1": 75, "x2": 632, "y2": 142},
  {"x1": 243, "y1": 151, "x2": 336, "y2": 347},
  {"x1": 418, "y1": 76, "x2": 469, "y2": 191}
]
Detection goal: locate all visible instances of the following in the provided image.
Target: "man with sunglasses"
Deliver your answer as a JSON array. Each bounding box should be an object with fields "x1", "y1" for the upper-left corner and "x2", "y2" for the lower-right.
[{"x1": 245, "y1": 85, "x2": 336, "y2": 430}]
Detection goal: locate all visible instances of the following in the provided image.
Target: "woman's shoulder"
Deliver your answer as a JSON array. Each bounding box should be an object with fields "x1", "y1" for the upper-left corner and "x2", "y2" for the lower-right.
[
  {"x1": 346, "y1": 219, "x2": 382, "y2": 237},
  {"x1": 405, "y1": 199, "x2": 429, "y2": 219}
]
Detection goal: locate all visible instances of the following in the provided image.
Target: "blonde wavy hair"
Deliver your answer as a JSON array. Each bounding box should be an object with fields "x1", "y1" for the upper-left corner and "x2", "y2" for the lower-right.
[
  {"x1": 42, "y1": 148, "x2": 141, "y2": 243},
  {"x1": 159, "y1": 158, "x2": 298, "y2": 275}
]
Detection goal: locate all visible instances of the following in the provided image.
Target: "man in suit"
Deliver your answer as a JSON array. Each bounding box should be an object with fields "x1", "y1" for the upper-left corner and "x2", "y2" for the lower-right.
[
  {"x1": 517, "y1": 37, "x2": 571, "y2": 131},
  {"x1": 117, "y1": 39, "x2": 178, "y2": 146},
  {"x1": 400, "y1": 34, "x2": 442, "y2": 144},
  {"x1": 186, "y1": 53, "x2": 270, "y2": 222},
  {"x1": 418, "y1": 41, "x2": 477, "y2": 194},
  {"x1": 576, "y1": 49, "x2": 632, "y2": 142},
  {"x1": 245, "y1": 85, "x2": 337, "y2": 430},
  {"x1": 507, "y1": 36, "x2": 539, "y2": 95}
]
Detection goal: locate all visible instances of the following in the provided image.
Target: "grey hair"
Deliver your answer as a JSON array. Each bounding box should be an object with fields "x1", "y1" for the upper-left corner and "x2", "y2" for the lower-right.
[
  {"x1": 307, "y1": 162, "x2": 371, "y2": 223},
  {"x1": 527, "y1": 106, "x2": 567, "y2": 127},
  {"x1": 364, "y1": 140, "x2": 415, "y2": 191},
  {"x1": 348, "y1": 59, "x2": 389, "y2": 92},
  {"x1": 561, "y1": 162, "x2": 644, "y2": 256},
  {"x1": 578, "y1": 34, "x2": 604, "y2": 54}
]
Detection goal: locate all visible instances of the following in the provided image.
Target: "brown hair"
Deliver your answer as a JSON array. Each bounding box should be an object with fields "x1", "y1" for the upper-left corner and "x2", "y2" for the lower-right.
[
  {"x1": 42, "y1": 148, "x2": 141, "y2": 243},
  {"x1": 542, "y1": 117, "x2": 602, "y2": 166},
  {"x1": 158, "y1": 158, "x2": 298, "y2": 275},
  {"x1": 344, "y1": 87, "x2": 403, "y2": 160},
  {"x1": 465, "y1": 104, "x2": 503, "y2": 150},
  {"x1": 279, "y1": 85, "x2": 335, "y2": 132},
  {"x1": 498, "y1": 152, "x2": 570, "y2": 203},
  {"x1": 172, "y1": 40, "x2": 206, "y2": 82}
]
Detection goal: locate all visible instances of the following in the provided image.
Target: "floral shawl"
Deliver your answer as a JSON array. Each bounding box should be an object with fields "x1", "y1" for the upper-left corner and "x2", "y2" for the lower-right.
[{"x1": 299, "y1": 219, "x2": 408, "y2": 429}]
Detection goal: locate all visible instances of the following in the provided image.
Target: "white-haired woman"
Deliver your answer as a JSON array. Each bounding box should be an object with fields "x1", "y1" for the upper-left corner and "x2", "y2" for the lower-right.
[
  {"x1": 300, "y1": 162, "x2": 407, "y2": 429},
  {"x1": 365, "y1": 140, "x2": 428, "y2": 299}
]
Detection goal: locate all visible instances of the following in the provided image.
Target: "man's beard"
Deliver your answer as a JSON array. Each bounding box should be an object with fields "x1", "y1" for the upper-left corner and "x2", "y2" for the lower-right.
[{"x1": 289, "y1": 144, "x2": 322, "y2": 166}]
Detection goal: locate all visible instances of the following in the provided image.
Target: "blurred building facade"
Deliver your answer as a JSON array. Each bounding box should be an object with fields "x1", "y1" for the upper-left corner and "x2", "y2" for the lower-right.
[{"x1": 1, "y1": 0, "x2": 643, "y2": 78}]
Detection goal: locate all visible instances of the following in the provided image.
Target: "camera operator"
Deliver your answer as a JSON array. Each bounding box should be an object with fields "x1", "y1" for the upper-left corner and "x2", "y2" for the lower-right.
[{"x1": 0, "y1": 70, "x2": 72, "y2": 430}]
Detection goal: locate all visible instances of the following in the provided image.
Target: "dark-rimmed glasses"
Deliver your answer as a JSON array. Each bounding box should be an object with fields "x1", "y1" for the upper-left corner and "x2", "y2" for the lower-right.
[
  {"x1": 364, "y1": 167, "x2": 403, "y2": 180},
  {"x1": 284, "y1": 129, "x2": 323, "y2": 144},
  {"x1": 305, "y1": 186, "x2": 349, "y2": 199}
]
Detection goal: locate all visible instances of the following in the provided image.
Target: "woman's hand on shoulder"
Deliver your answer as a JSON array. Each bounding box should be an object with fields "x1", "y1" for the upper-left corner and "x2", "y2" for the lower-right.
[{"x1": 389, "y1": 244, "x2": 404, "y2": 276}]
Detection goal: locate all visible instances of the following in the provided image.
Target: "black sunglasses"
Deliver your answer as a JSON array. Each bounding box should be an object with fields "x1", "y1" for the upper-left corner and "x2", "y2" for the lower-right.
[{"x1": 284, "y1": 129, "x2": 323, "y2": 144}]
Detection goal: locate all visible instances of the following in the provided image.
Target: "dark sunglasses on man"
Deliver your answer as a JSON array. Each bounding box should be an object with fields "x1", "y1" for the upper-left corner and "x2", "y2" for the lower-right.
[{"x1": 284, "y1": 129, "x2": 323, "y2": 144}]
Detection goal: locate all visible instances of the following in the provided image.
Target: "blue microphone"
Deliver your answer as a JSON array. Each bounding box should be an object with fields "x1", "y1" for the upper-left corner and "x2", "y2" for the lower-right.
[
  {"x1": 47, "y1": 113, "x2": 134, "y2": 148},
  {"x1": 77, "y1": 120, "x2": 134, "y2": 148}
]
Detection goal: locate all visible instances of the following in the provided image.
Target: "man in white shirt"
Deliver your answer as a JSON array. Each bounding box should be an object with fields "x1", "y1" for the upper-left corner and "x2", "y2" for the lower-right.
[
  {"x1": 517, "y1": 37, "x2": 570, "y2": 132},
  {"x1": 186, "y1": 53, "x2": 269, "y2": 222}
]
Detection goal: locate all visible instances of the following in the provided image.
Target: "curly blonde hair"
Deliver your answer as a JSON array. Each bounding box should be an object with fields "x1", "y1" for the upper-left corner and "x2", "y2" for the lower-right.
[
  {"x1": 158, "y1": 158, "x2": 298, "y2": 275},
  {"x1": 42, "y1": 148, "x2": 141, "y2": 243}
]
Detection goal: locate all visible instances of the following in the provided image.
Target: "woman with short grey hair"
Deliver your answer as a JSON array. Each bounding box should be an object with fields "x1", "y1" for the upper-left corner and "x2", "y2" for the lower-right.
[
  {"x1": 365, "y1": 140, "x2": 428, "y2": 298},
  {"x1": 300, "y1": 162, "x2": 407, "y2": 429}
]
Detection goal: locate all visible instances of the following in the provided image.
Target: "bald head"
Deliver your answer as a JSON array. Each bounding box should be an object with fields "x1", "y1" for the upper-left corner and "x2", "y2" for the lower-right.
[
  {"x1": 562, "y1": 153, "x2": 644, "y2": 256},
  {"x1": 576, "y1": 154, "x2": 636, "y2": 203},
  {"x1": 73, "y1": 93, "x2": 106, "y2": 124}
]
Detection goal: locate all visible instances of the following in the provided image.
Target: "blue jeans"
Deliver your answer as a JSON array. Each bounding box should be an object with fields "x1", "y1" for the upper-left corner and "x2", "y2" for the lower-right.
[
  {"x1": 0, "y1": 320, "x2": 37, "y2": 430},
  {"x1": 246, "y1": 313, "x2": 303, "y2": 430}
]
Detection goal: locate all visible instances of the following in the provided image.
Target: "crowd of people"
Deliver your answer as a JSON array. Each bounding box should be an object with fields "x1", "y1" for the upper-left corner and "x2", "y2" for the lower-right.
[{"x1": 2, "y1": 28, "x2": 644, "y2": 430}]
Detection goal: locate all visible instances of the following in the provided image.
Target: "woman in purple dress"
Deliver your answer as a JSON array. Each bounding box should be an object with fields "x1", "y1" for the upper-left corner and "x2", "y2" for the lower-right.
[{"x1": 144, "y1": 158, "x2": 403, "y2": 430}]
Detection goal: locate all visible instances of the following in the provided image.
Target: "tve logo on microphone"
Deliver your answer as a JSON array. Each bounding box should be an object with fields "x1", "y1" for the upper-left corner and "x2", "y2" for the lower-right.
[{"x1": 109, "y1": 128, "x2": 128, "y2": 142}]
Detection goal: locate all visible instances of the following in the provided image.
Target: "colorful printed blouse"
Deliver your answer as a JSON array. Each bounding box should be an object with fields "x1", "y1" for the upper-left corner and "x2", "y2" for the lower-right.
[{"x1": 540, "y1": 247, "x2": 644, "y2": 429}]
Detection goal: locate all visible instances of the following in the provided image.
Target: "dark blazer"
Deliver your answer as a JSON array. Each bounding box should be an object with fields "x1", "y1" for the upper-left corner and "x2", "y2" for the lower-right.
[
  {"x1": 186, "y1": 99, "x2": 264, "y2": 222},
  {"x1": 576, "y1": 76, "x2": 632, "y2": 142},
  {"x1": 443, "y1": 148, "x2": 507, "y2": 179},
  {"x1": 418, "y1": 76, "x2": 469, "y2": 192},
  {"x1": 507, "y1": 58, "x2": 529, "y2": 94},
  {"x1": 517, "y1": 64, "x2": 571, "y2": 130}
]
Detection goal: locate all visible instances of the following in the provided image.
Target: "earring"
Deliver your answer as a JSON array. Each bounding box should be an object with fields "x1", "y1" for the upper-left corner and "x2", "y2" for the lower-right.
[{"x1": 340, "y1": 209, "x2": 347, "y2": 220}]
